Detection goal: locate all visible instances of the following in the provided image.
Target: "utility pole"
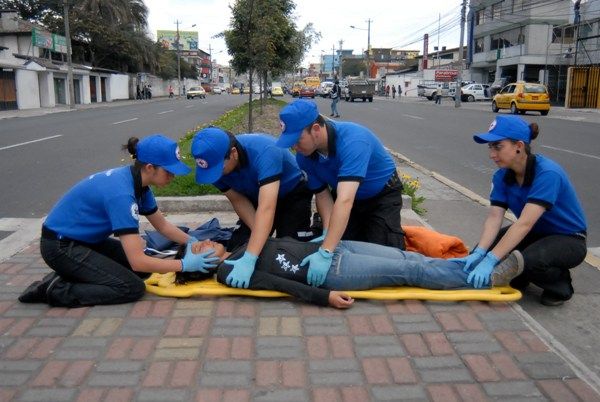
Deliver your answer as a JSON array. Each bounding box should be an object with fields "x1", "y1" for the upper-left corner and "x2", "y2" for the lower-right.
[
  {"x1": 175, "y1": 20, "x2": 182, "y2": 97},
  {"x1": 209, "y1": 43, "x2": 212, "y2": 85},
  {"x1": 454, "y1": 0, "x2": 467, "y2": 108},
  {"x1": 437, "y1": 13, "x2": 441, "y2": 68},
  {"x1": 332, "y1": 45, "x2": 335, "y2": 78},
  {"x1": 338, "y1": 39, "x2": 344, "y2": 78},
  {"x1": 366, "y1": 18, "x2": 372, "y2": 78},
  {"x1": 63, "y1": 0, "x2": 75, "y2": 108}
]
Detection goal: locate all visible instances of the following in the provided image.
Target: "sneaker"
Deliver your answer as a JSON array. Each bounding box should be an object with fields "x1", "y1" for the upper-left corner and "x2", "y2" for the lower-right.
[
  {"x1": 335, "y1": 115, "x2": 340, "y2": 118},
  {"x1": 541, "y1": 291, "x2": 570, "y2": 306},
  {"x1": 491, "y1": 250, "x2": 524, "y2": 287},
  {"x1": 330, "y1": 113, "x2": 334, "y2": 116},
  {"x1": 18, "y1": 272, "x2": 57, "y2": 304}
]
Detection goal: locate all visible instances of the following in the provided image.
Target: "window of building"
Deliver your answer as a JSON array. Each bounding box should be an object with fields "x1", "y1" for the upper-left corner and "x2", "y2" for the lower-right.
[
  {"x1": 552, "y1": 26, "x2": 575, "y2": 44},
  {"x1": 491, "y1": 2, "x2": 502, "y2": 20},
  {"x1": 490, "y1": 27, "x2": 525, "y2": 50},
  {"x1": 475, "y1": 38, "x2": 484, "y2": 53},
  {"x1": 476, "y1": 9, "x2": 486, "y2": 25}
]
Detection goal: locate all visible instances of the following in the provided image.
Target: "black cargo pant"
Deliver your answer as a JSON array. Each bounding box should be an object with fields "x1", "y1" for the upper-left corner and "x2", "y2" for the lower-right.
[
  {"x1": 40, "y1": 227, "x2": 148, "y2": 307},
  {"x1": 227, "y1": 180, "x2": 314, "y2": 251},
  {"x1": 342, "y1": 173, "x2": 405, "y2": 250},
  {"x1": 490, "y1": 226, "x2": 587, "y2": 300}
]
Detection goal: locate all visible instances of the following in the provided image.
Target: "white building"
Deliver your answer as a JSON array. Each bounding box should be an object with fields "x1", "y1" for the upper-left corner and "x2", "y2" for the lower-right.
[
  {"x1": 0, "y1": 10, "x2": 128, "y2": 111},
  {"x1": 467, "y1": 0, "x2": 578, "y2": 103}
]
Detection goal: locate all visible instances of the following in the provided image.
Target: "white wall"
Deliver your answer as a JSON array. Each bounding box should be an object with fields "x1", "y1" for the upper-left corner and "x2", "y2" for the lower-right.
[
  {"x1": 15, "y1": 69, "x2": 40, "y2": 109},
  {"x1": 17, "y1": 36, "x2": 38, "y2": 57},
  {"x1": 38, "y1": 71, "x2": 55, "y2": 108},
  {"x1": 0, "y1": 36, "x2": 18, "y2": 60},
  {"x1": 82, "y1": 75, "x2": 91, "y2": 104},
  {"x1": 109, "y1": 74, "x2": 129, "y2": 100}
]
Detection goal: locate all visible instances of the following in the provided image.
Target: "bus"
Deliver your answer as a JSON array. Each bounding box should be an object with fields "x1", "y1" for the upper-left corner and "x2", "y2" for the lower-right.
[{"x1": 303, "y1": 76, "x2": 320, "y2": 89}]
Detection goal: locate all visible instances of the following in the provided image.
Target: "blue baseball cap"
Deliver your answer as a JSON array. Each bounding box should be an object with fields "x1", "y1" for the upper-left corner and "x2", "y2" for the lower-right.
[
  {"x1": 191, "y1": 127, "x2": 230, "y2": 184},
  {"x1": 276, "y1": 99, "x2": 319, "y2": 148},
  {"x1": 473, "y1": 115, "x2": 531, "y2": 144},
  {"x1": 136, "y1": 134, "x2": 191, "y2": 175}
]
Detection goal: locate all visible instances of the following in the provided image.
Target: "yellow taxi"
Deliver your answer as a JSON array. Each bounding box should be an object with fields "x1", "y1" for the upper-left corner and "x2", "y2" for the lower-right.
[
  {"x1": 492, "y1": 82, "x2": 550, "y2": 116},
  {"x1": 231, "y1": 87, "x2": 240, "y2": 94},
  {"x1": 271, "y1": 86, "x2": 284, "y2": 96},
  {"x1": 291, "y1": 81, "x2": 304, "y2": 97}
]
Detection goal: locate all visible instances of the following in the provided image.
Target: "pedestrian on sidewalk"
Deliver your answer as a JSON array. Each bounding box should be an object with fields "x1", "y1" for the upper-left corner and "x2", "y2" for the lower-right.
[
  {"x1": 458, "y1": 116, "x2": 587, "y2": 306},
  {"x1": 391, "y1": 85, "x2": 396, "y2": 99},
  {"x1": 276, "y1": 100, "x2": 405, "y2": 287},
  {"x1": 398, "y1": 84, "x2": 402, "y2": 98},
  {"x1": 435, "y1": 84, "x2": 442, "y2": 104},
  {"x1": 168, "y1": 84, "x2": 174, "y2": 98},
  {"x1": 19, "y1": 135, "x2": 219, "y2": 307},
  {"x1": 385, "y1": 84, "x2": 390, "y2": 97},
  {"x1": 330, "y1": 79, "x2": 341, "y2": 118},
  {"x1": 177, "y1": 237, "x2": 523, "y2": 309},
  {"x1": 192, "y1": 127, "x2": 313, "y2": 289}
]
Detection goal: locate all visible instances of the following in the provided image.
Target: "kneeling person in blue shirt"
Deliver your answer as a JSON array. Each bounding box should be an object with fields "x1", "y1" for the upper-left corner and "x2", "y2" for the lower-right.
[
  {"x1": 276, "y1": 100, "x2": 405, "y2": 287},
  {"x1": 19, "y1": 135, "x2": 219, "y2": 307},
  {"x1": 192, "y1": 127, "x2": 313, "y2": 289}
]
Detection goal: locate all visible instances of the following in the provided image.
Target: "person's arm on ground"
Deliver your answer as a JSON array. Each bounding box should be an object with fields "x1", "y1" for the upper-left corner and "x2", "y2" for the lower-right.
[
  {"x1": 217, "y1": 263, "x2": 351, "y2": 308},
  {"x1": 225, "y1": 189, "x2": 256, "y2": 230}
]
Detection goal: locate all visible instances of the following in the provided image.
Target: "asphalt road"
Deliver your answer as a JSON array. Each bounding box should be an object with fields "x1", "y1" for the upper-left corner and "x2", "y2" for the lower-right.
[
  {"x1": 0, "y1": 95, "x2": 247, "y2": 219},
  {"x1": 310, "y1": 96, "x2": 600, "y2": 248}
]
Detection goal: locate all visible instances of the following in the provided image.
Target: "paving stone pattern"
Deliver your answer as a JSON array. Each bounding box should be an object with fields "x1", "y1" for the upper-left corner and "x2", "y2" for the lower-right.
[{"x1": 1, "y1": 219, "x2": 600, "y2": 401}]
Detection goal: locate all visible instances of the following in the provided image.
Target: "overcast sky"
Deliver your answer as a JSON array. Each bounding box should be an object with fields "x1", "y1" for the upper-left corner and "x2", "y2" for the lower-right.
[{"x1": 145, "y1": 0, "x2": 464, "y2": 66}]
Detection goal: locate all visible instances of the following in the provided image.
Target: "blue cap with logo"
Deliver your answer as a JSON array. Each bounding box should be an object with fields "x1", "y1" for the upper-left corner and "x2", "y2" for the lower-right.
[
  {"x1": 136, "y1": 134, "x2": 191, "y2": 175},
  {"x1": 191, "y1": 127, "x2": 230, "y2": 184},
  {"x1": 275, "y1": 99, "x2": 319, "y2": 148},
  {"x1": 473, "y1": 115, "x2": 531, "y2": 144}
]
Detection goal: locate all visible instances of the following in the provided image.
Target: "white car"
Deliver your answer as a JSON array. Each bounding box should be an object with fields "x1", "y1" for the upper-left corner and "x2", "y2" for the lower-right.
[
  {"x1": 459, "y1": 84, "x2": 491, "y2": 102},
  {"x1": 212, "y1": 86, "x2": 222, "y2": 94}
]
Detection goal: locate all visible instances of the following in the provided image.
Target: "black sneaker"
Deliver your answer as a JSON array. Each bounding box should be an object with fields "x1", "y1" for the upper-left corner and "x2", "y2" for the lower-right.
[
  {"x1": 18, "y1": 272, "x2": 57, "y2": 304},
  {"x1": 491, "y1": 250, "x2": 524, "y2": 287},
  {"x1": 330, "y1": 113, "x2": 334, "y2": 117},
  {"x1": 541, "y1": 291, "x2": 570, "y2": 307}
]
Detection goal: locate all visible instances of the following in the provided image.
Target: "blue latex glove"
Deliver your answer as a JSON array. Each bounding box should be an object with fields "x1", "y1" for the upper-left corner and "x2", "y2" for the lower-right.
[
  {"x1": 224, "y1": 251, "x2": 258, "y2": 289},
  {"x1": 181, "y1": 243, "x2": 219, "y2": 273},
  {"x1": 449, "y1": 246, "x2": 487, "y2": 273},
  {"x1": 310, "y1": 229, "x2": 328, "y2": 243},
  {"x1": 467, "y1": 252, "x2": 500, "y2": 289},
  {"x1": 301, "y1": 247, "x2": 333, "y2": 287}
]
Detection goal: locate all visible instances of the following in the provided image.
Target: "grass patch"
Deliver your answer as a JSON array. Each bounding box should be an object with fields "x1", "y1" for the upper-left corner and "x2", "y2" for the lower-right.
[{"x1": 153, "y1": 98, "x2": 287, "y2": 196}]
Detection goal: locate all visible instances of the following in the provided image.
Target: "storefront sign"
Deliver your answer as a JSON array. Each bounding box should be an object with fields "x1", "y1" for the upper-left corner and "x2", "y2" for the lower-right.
[
  {"x1": 434, "y1": 69, "x2": 459, "y2": 81},
  {"x1": 32, "y1": 28, "x2": 53, "y2": 50}
]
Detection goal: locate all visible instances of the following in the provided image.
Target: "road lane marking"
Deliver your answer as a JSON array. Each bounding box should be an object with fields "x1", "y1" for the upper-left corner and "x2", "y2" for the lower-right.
[
  {"x1": 157, "y1": 110, "x2": 174, "y2": 115},
  {"x1": 112, "y1": 117, "x2": 138, "y2": 125},
  {"x1": 185, "y1": 105, "x2": 195, "y2": 108},
  {"x1": 0, "y1": 134, "x2": 62, "y2": 151},
  {"x1": 402, "y1": 114, "x2": 424, "y2": 120},
  {"x1": 542, "y1": 145, "x2": 600, "y2": 161}
]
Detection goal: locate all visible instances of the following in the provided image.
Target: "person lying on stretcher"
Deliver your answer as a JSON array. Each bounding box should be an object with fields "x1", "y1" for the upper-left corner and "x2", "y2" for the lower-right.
[{"x1": 176, "y1": 237, "x2": 525, "y2": 309}]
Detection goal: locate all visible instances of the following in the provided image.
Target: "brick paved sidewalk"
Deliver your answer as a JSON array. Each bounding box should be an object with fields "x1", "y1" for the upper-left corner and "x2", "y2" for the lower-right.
[{"x1": 1, "y1": 211, "x2": 599, "y2": 402}]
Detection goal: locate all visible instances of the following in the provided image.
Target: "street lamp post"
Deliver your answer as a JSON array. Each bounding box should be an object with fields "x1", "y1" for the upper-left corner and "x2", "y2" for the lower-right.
[{"x1": 350, "y1": 19, "x2": 372, "y2": 78}]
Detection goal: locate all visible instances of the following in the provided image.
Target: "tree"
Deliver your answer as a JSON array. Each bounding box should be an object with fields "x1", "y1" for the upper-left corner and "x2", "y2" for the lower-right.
[{"x1": 223, "y1": 0, "x2": 319, "y2": 131}]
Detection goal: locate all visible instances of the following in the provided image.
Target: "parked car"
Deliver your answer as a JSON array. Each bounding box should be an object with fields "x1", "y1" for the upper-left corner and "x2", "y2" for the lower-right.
[
  {"x1": 298, "y1": 86, "x2": 315, "y2": 98},
  {"x1": 271, "y1": 86, "x2": 284, "y2": 96},
  {"x1": 243, "y1": 87, "x2": 250, "y2": 94},
  {"x1": 492, "y1": 82, "x2": 550, "y2": 116},
  {"x1": 186, "y1": 86, "x2": 206, "y2": 99},
  {"x1": 459, "y1": 83, "x2": 491, "y2": 102},
  {"x1": 231, "y1": 87, "x2": 240, "y2": 94},
  {"x1": 212, "y1": 86, "x2": 223, "y2": 94}
]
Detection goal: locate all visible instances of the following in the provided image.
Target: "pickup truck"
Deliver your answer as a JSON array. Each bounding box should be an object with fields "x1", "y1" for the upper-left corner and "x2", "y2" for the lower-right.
[{"x1": 343, "y1": 79, "x2": 374, "y2": 102}]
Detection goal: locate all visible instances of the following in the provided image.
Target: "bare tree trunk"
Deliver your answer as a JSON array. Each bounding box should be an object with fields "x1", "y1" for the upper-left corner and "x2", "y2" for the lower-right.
[{"x1": 258, "y1": 72, "x2": 263, "y2": 114}]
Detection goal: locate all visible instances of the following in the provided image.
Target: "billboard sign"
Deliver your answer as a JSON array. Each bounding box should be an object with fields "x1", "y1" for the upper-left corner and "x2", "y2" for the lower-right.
[
  {"x1": 157, "y1": 30, "x2": 198, "y2": 51},
  {"x1": 52, "y1": 34, "x2": 67, "y2": 53},
  {"x1": 32, "y1": 28, "x2": 53, "y2": 50},
  {"x1": 435, "y1": 69, "x2": 459, "y2": 81}
]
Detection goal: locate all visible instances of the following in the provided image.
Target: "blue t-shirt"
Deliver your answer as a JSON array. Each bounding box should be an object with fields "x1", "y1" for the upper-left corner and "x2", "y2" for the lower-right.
[
  {"x1": 44, "y1": 166, "x2": 158, "y2": 243},
  {"x1": 296, "y1": 121, "x2": 396, "y2": 200},
  {"x1": 490, "y1": 154, "x2": 587, "y2": 235},
  {"x1": 214, "y1": 134, "x2": 303, "y2": 203}
]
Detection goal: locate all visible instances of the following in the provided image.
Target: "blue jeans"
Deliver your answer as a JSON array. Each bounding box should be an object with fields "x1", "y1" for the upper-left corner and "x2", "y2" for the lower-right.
[
  {"x1": 331, "y1": 97, "x2": 339, "y2": 115},
  {"x1": 323, "y1": 241, "x2": 472, "y2": 290}
]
